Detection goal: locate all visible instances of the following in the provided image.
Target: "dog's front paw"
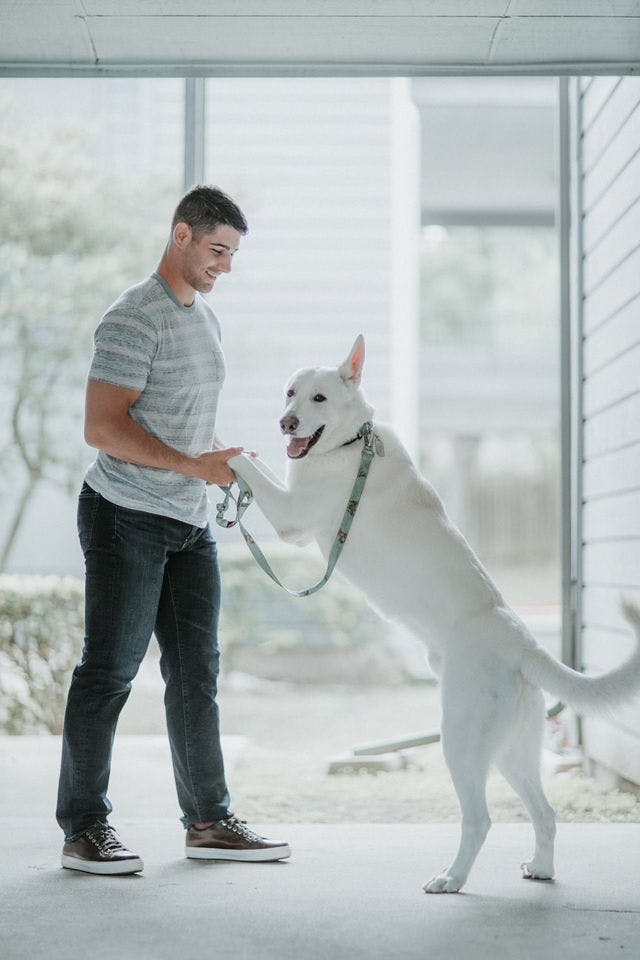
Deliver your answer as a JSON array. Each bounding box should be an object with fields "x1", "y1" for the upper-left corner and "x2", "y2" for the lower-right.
[
  {"x1": 521, "y1": 861, "x2": 554, "y2": 882},
  {"x1": 423, "y1": 873, "x2": 463, "y2": 894}
]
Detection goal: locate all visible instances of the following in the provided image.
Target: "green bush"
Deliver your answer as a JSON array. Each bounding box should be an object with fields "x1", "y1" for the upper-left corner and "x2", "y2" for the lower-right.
[
  {"x1": 218, "y1": 544, "x2": 399, "y2": 684},
  {"x1": 218, "y1": 543, "x2": 388, "y2": 659},
  {"x1": 0, "y1": 553, "x2": 390, "y2": 732},
  {"x1": 0, "y1": 575, "x2": 84, "y2": 734}
]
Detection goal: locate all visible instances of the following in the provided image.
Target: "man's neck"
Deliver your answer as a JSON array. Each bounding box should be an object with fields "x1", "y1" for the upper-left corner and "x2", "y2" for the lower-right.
[{"x1": 155, "y1": 257, "x2": 196, "y2": 307}]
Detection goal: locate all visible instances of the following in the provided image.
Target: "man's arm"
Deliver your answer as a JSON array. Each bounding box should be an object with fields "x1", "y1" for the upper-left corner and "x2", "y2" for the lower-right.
[{"x1": 85, "y1": 379, "x2": 242, "y2": 486}]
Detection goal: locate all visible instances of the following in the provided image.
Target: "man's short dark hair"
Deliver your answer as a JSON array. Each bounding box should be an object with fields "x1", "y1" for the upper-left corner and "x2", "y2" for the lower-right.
[{"x1": 172, "y1": 185, "x2": 248, "y2": 239}]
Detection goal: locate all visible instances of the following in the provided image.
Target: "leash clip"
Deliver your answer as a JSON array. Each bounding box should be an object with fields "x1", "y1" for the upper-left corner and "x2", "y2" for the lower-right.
[
  {"x1": 359, "y1": 420, "x2": 374, "y2": 449},
  {"x1": 359, "y1": 420, "x2": 385, "y2": 458}
]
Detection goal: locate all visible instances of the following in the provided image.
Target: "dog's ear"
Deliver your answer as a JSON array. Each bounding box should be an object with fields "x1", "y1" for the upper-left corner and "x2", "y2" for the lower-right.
[{"x1": 339, "y1": 334, "x2": 365, "y2": 385}]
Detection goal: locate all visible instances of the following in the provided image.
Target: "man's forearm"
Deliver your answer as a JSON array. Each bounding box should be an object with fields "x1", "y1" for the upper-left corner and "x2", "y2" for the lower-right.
[
  {"x1": 87, "y1": 415, "x2": 240, "y2": 485},
  {"x1": 87, "y1": 412, "x2": 200, "y2": 476}
]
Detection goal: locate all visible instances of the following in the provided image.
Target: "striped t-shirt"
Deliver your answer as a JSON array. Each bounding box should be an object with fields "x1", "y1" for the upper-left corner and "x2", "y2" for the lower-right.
[{"x1": 84, "y1": 272, "x2": 225, "y2": 527}]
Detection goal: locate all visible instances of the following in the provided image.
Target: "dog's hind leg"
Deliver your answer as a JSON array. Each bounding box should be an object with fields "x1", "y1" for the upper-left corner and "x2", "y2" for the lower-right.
[
  {"x1": 424, "y1": 684, "x2": 510, "y2": 893},
  {"x1": 424, "y1": 727, "x2": 493, "y2": 893},
  {"x1": 496, "y1": 685, "x2": 556, "y2": 881},
  {"x1": 424, "y1": 656, "x2": 521, "y2": 894}
]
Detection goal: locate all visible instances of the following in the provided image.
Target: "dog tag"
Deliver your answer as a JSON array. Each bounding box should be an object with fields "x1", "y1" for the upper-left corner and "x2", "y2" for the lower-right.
[{"x1": 374, "y1": 434, "x2": 385, "y2": 457}]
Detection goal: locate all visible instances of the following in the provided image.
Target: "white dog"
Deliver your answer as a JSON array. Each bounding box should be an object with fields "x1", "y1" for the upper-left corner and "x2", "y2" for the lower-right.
[{"x1": 228, "y1": 335, "x2": 640, "y2": 894}]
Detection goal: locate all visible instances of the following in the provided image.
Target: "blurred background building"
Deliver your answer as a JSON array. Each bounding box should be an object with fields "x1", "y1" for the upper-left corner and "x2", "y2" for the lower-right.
[{"x1": 0, "y1": 75, "x2": 559, "y2": 603}]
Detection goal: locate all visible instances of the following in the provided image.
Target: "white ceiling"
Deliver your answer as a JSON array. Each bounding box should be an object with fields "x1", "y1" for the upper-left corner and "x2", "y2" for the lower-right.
[{"x1": 1, "y1": 1, "x2": 639, "y2": 76}]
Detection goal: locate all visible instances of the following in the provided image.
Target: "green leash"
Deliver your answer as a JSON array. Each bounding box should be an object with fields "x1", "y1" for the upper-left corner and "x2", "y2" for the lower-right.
[{"x1": 215, "y1": 420, "x2": 384, "y2": 597}]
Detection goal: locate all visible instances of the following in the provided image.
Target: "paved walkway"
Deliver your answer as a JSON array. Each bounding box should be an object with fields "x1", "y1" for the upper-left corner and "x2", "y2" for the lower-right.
[{"x1": 1, "y1": 737, "x2": 639, "y2": 960}]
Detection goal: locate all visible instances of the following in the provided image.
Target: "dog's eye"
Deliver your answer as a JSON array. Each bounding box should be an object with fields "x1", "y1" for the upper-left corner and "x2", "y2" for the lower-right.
[
  {"x1": 313, "y1": 394, "x2": 327, "y2": 402},
  {"x1": 286, "y1": 389, "x2": 295, "y2": 398}
]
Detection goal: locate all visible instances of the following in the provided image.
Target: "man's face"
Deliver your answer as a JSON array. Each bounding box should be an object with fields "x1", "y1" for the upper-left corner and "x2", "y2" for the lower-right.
[{"x1": 178, "y1": 223, "x2": 241, "y2": 294}]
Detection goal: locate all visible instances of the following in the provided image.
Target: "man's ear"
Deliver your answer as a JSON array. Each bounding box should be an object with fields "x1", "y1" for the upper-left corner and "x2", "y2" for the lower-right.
[
  {"x1": 173, "y1": 221, "x2": 193, "y2": 248},
  {"x1": 339, "y1": 334, "x2": 365, "y2": 385}
]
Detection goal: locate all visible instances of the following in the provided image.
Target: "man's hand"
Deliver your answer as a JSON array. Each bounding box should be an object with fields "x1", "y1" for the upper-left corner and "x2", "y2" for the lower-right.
[{"x1": 189, "y1": 448, "x2": 245, "y2": 486}]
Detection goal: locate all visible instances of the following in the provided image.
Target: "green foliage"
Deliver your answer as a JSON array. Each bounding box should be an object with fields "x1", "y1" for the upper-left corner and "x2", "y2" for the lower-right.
[
  {"x1": 0, "y1": 557, "x2": 388, "y2": 732},
  {"x1": 0, "y1": 575, "x2": 84, "y2": 733},
  {"x1": 420, "y1": 225, "x2": 558, "y2": 353},
  {"x1": 0, "y1": 112, "x2": 176, "y2": 568},
  {"x1": 218, "y1": 543, "x2": 388, "y2": 657}
]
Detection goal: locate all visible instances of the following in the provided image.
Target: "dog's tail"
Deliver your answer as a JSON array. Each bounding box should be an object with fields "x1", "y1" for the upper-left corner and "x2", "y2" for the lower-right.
[{"x1": 521, "y1": 597, "x2": 640, "y2": 715}]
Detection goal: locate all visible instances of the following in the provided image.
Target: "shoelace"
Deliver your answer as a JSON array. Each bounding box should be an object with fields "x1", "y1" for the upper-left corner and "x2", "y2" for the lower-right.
[
  {"x1": 223, "y1": 816, "x2": 259, "y2": 841},
  {"x1": 85, "y1": 823, "x2": 126, "y2": 856}
]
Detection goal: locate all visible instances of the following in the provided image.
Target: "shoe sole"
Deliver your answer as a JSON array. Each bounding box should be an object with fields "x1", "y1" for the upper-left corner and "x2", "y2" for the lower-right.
[
  {"x1": 186, "y1": 844, "x2": 291, "y2": 862},
  {"x1": 61, "y1": 854, "x2": 144, "y2": 875}
]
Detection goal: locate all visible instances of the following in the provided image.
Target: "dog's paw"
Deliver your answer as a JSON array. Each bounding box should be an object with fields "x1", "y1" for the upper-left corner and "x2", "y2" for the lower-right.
[
  {"x1": 521, "y1": 861, "x2": 554, "y2": 882},
  {"x1": 423, "y1": 874, "x2": 463, "y2": 894}
]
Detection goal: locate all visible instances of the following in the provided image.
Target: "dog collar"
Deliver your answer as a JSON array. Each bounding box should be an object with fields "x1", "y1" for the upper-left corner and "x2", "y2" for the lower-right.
[
  {"x1": 342, "y1": 420, "x2": 372, "y2": 447},
  {"x1": 342, "y1": 421, "x2": 384, "y2": 457}
]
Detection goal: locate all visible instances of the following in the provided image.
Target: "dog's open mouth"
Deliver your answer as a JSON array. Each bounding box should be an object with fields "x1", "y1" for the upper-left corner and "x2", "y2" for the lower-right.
[{"x1": 286, "y1": 425, "x2": 325, "y2": 459}]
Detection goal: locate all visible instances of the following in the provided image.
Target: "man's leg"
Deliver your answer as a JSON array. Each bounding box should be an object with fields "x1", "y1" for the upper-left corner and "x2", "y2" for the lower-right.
[
  {"x1": 56, "y1": 487, "x2": 167, "y2": 841},
  {"x1": 155, "y1": 523, "x2": 231, "y2": 825},
  {"x1": 156, "y1": 524, "x2": 290, "y2": 861}
]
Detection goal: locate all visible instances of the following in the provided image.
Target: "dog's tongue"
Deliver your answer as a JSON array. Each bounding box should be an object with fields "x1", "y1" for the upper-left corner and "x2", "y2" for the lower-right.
[{"x1": 287, "y1": 436, "x2": 310, "y2": 459}]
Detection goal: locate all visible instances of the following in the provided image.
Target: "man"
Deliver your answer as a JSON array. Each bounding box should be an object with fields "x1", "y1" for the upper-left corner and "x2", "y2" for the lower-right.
[{"x1": 56, "y1": 186, "x2": 290, "y2": 874}]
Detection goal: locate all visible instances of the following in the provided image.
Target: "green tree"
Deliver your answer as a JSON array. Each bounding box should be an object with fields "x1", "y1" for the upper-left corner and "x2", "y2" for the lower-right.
[
  {"x1": 420, "y1": 225, "x2": 557, "y2": 352},
  {"x1": 0, "y1": 116, "x2": 174, "y2": 571}
]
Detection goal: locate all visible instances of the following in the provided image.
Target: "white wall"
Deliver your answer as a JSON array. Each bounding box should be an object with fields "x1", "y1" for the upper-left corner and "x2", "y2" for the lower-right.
[{"x1": 578, "y1": 77, "x2": 640, "y2": 784}]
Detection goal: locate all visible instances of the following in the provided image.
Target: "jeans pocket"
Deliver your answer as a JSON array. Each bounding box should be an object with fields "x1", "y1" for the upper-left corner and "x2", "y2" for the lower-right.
[
  {"x1": 78, "y1": 481, "x2": 99, "y2": 500},
  {"x1": 77, "y1": 484, "x2": 100, "y2": 553}
]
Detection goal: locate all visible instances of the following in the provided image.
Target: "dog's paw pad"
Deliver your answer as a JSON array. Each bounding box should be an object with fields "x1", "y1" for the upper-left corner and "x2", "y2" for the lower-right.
[
  {"x1": 423, "y1": 874, "x2": 463, "y2": 894},
  {"x1": 521, "y1": 861, "x2": 554, "y2": 882}
]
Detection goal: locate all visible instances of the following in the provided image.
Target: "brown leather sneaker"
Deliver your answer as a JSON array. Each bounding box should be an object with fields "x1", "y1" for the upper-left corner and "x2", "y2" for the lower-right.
[
  {"x1": 61, "y1": 822, "x2": 144, "y2": 875},
  {"x1": 186, "y1": 816, "x2": 291, "y2": 862}
]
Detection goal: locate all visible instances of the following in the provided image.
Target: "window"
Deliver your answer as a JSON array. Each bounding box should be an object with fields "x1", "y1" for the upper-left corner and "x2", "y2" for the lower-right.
[{"x1": 0, "y1": 78, "x2": 183, "y2": 573}]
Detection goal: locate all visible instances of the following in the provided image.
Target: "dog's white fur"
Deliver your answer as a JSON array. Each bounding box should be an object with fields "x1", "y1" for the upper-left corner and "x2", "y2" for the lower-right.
[{"x1": 228, "y1": 335, "x2": 640, "y2": 894}]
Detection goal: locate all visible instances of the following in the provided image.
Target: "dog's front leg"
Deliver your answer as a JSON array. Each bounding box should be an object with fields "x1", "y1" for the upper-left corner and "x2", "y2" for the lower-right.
[{"x1": 227, "y1": 453, "x2": 311, "y2": 545}]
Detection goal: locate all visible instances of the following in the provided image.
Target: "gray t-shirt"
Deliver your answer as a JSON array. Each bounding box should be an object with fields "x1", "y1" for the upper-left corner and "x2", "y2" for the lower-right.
[{"x1": 84, "y1": 272, "x2": 225, "y2": 527}]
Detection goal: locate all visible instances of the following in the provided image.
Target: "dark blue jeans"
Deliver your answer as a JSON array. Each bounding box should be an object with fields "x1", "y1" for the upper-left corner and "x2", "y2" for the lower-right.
[{"x1": 56, "y1": 483, "x2": 231, "y2": 840}]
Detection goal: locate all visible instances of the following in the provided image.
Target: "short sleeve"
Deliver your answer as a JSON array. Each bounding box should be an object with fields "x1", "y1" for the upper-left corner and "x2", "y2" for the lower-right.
[{"x1": 88, "y1": 311, "x2": 158, "y2": 392}]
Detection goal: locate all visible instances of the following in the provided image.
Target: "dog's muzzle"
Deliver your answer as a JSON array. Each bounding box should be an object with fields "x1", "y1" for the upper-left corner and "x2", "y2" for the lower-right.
[{"x1": 279, "y1": 416, "x2": 325, "y2": 459}]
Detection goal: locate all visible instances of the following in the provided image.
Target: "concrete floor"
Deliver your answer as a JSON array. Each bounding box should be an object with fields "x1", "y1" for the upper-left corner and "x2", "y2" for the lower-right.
[
  {"x1": 3, "y1": 820, "x2": 640, "y2": 960},
  {"x1": 2, "y1": 737, "x2": 640, "y2": 960}
]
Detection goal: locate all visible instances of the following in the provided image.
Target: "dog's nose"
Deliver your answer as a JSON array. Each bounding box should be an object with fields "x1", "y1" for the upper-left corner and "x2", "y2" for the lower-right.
[{"x1": 280, "y1": 414, "x2": 299, "y2": 434}]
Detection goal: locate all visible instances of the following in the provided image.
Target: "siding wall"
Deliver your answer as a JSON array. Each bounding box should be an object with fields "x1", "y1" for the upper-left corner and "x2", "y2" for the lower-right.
[{"x1": 578, "y1": 76, "x2": 640, "y2": 784}]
